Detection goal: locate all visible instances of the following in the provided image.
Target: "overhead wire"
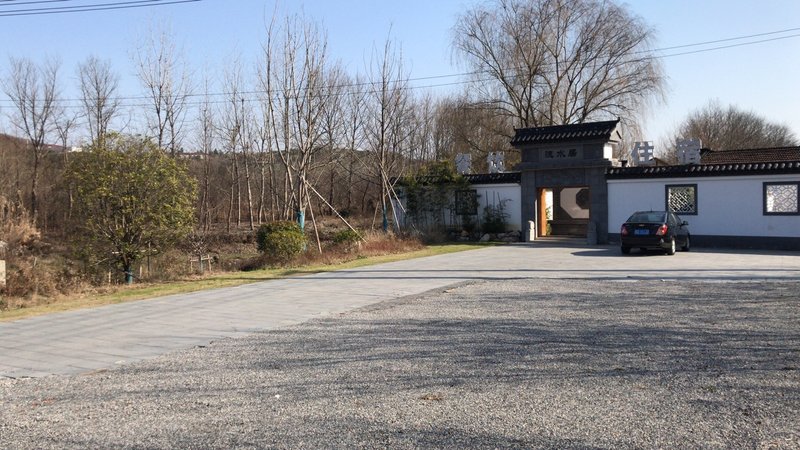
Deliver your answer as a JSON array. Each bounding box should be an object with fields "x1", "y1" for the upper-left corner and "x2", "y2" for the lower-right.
[
  {"x1": 0, "y1": 1, "x2": 74, "y2": 6},
  {"x1": 0, "y1": 22, "x2": 798, "y2": 109},
  {"x1": 0, "y1": 0, "x2": 201, "y2": 16}
]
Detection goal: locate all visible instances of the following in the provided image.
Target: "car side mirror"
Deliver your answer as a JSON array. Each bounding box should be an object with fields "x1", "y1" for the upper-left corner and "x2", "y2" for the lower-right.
[{"x1": 681, "y1": 221, "x2": 688, "y2": 227}]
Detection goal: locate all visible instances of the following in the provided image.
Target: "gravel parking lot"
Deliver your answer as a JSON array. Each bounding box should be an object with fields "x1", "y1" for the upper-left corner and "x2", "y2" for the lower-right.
[{"x1": 1, "y1": 278, "x2": 798, "y2": 449}]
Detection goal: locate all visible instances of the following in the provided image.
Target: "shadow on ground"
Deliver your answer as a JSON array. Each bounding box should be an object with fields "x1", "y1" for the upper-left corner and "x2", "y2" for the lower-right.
[{"x1": 2, "y1": 279, "x2": 798, "y2": 449}]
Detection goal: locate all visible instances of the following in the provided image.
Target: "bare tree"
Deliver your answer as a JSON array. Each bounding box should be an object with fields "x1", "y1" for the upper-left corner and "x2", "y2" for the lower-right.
[
  {"x1": 134, "y1": 25, "x2": 192, "y2": 155},
  {"x1": 240, "y1": 104, "x2": 257, "y2": 231},
  {"x1": 218, "y1": 61, "x2": 249, "y2": 231},
  {"x1": 2, "y1": 57, "x2": 62, "y2": 220},
  {"x1": 341, "y1": 75, "x2": 368, "y2": 213},
  {"x1": 365, "y1": 37, "x2": 412, "y2": 231},
  {"x1": 453, "y1": 0, "x2": 665, "y2": 128},
  {"x1": 674, "y1": 100, "x2": 798, "y2": 151},
  {"x1": 196, "y1": 75, "x2": 215, "y2": 232},
  {"x1": 431, "y1": 97, "x2": 512, "y2": 169},
  {"x1": 259, "y1": 13, "x2": 329, "y2": 226},
  {"x1": 78, "y1": 56, "x2": 120, "y2": 144},
  {"x1": 408, "y1": 94, "x2": 437, "y2": 164},
  {"x1": 55, "y1": 112, "x2": 79, "y2": 221},
  {"x1": 319, "y1": 64, "x2": 349, "y2": 215}
]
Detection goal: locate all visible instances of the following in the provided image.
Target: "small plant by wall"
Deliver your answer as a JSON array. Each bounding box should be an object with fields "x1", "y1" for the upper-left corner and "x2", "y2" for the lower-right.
[{"x1": 482, "y1": 200, "x2": 509, "y2": 233}]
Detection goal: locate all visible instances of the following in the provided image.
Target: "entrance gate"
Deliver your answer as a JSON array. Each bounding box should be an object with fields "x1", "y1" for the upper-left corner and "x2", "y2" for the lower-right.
[
  {"x1": 512, "y1": 120, "x2": 622, "y2": 244},
  {"x1": 538, "y1": 187, "x2": 590, "y2": 237}
]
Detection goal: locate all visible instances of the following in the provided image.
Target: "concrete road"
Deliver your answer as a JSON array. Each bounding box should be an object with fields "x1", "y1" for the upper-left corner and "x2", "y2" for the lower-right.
[{"x1": 1, "y1": 241, "x2": 798, "y2": 378}]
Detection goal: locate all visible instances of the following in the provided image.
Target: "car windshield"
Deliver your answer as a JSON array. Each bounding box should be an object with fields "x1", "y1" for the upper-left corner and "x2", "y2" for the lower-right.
[{"x1": 627, "y1": 211, "x2": 666, "y2": 223}]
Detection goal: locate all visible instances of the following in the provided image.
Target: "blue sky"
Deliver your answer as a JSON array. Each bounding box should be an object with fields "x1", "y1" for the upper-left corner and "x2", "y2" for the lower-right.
[{"x1": 1, "y1": 0, "x2": 799, "y2": 152}]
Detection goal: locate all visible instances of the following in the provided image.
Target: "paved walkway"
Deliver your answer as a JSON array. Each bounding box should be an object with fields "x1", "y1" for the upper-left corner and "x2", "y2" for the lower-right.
[{"x1": 2, "y1": 243, "x2": 799, "y2": 378}]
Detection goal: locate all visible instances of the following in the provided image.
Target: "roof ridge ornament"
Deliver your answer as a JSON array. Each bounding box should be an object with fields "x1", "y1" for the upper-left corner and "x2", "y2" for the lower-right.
[{"x1": 676, "y1": 138, "x2": 702, "y2": 165}]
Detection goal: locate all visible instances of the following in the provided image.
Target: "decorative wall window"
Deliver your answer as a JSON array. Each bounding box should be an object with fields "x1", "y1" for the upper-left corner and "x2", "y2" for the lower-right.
[
  {"x1": 454, "y1": 189, "x2": 478, "y2": 215},
  {"x1": 764, "y1": 182, "x2": 799, "y2": 215},
  {"x1": 665, "y1": 184, "x2": 697, "y2": 215}
]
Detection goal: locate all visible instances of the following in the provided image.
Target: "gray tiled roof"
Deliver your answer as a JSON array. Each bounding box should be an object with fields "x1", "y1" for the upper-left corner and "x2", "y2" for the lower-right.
[
  {"x1": 701, "y1": 147, "x2": 800, "y2": 164},
  {"x1": 394, "y1": 172, "x2": 521, "y2": 186},
  {"x1": 465, "y1": 172, "x2": 521, "y2": 184},
  {"x1": 511, "y1": 120, "x2": 620, "y2": 145},
  {"x1": 606, "y1": 161, "x2": 800, "y2": 179}
]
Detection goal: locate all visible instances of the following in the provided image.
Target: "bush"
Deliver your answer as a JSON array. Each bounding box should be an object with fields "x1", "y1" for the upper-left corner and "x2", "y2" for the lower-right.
[
  {"x1": 332, "y1": 229, "x2": 361, "y2": 245},
  {"x1": 331, "y1": 228, "x2": 362, "y2": 253},
  {"x1": 256, "y1": 221, "x2": 306, "y2": 263},
  {"x1": 482, "y1": 201, "x2": 509, "y2": 234}
]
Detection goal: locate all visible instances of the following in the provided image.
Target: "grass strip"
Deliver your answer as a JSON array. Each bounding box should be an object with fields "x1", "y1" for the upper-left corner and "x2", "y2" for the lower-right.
[{"x1": 0, "y1": 243, "x2": 490, "y2": 322}]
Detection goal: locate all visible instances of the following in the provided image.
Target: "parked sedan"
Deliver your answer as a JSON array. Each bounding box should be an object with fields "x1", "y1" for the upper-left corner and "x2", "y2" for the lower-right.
[{"x1": 620, "y1": 210, "x2": 690, "y2": 255}]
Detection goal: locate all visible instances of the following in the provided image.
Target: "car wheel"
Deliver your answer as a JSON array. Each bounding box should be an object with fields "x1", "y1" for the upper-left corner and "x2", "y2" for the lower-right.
[
  {"x1": 621, "y1": 246, "x2": 631, "y2": 254},
  {"x1": 682, "y1": 236, "x2": 690, "y2": 252},
  {"x1": 666, "y1": 238, "x2": 676, "y2": 255}
]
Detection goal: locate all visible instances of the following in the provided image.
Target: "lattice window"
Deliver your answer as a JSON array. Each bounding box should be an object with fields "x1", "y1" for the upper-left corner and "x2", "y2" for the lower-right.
[
  {"x1": 666, "y1": 184, "x2": 697, "y2": 215},
  {"x1": 454, "y1": 190, "x2": 478, "y2": 215},
  {"x1": 764, "y1": 183, "x2": 799, "y2": 215}
]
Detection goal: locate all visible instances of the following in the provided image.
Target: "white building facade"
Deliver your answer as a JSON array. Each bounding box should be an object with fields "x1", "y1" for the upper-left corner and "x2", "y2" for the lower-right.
[{"x1": 607, "y1": 163, "x2": 800, "y2": 250}]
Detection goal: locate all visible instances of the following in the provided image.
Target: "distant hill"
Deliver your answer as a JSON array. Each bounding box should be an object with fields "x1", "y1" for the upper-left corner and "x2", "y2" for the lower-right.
[
  {"x1": 0, "y1": 133, "x2": 74, "y2": 153},
  {"x1": 0, "y1": 133, "x2": 28, "y2": 152}
]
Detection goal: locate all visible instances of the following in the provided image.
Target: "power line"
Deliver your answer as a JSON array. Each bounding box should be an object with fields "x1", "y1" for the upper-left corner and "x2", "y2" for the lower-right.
[
  {"x1": 649, "y1": 26, "x2": 800, "y2": 53},
  {"x1": 1, "y1": 25, "x2": 799, "y2": 109},
  {"x1": 0, "y1": 0, "x2": 201, "y2": 17},
  {"x1": 0, "y1": 1, "x2": 74, "y2": 6}
]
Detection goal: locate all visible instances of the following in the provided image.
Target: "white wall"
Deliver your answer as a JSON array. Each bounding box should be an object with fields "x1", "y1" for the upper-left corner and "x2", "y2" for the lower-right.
[
  {"x1": 608, "y1": 174, "x2": 800, "y2": 237},
  {"x1": 471, "y1": 184, "x2": 522, "y2": 230},
  {"x1": 392, "y1": 183, "x2": 522, "y2": 231}
]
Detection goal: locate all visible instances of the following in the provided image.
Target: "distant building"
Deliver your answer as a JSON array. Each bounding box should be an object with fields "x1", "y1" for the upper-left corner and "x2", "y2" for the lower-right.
[{"x1": 398, "y1": 121, "x2": 800, "y2": 250}]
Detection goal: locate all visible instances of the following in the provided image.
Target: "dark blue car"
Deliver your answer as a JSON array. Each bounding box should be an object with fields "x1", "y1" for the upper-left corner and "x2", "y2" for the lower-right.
[{"x1": 620, "y1": 210, "x2": 690, "y2": 255}]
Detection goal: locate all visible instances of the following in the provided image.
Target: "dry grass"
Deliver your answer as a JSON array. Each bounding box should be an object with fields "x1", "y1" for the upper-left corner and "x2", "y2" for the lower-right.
[
  {"x1": 0, "y1": 196, "x2": 40, "y2": 251},
  {"x1": 291, "y1": 230, "x2": 425, "y2": 268},
  {"x1": 0, "y1": 199, "x2": 59, "y2": 306}
]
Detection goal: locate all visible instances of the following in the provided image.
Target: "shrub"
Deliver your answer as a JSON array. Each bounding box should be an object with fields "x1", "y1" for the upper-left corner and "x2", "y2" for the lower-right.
[
  {"x1": 461, "y1": 214, "x2": 477, "y2": 233},
  {"x1": 482, "y1": 201, "x2": 509, "y2": 234},
  {"x1": 331, "y1": 228, "x2": 362, "y2": 254},
  {"x1": 332, "y1": 229, "x2": 361, "y2": 245},
  {"x1": 256, "y1": 221, "x2": 306, "y2": 263}
]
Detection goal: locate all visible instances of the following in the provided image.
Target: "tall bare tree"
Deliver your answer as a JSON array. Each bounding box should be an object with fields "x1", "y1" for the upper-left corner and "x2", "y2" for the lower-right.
[
  {"x1": 196, "y1": 75, "x2": 215, "y2": 232},
  {"x1": 341, "y1": 75, "x2": 368, "y2": 213},
  {"x1": 78, "y1": 56, "x2": 120, "y2": 144},
  {"x1": 431, "y1": 97, "x2": 515, "y2": 169},
  {"x1": 365, "y1": 37, "x2": 412, "y2": 231},
  {"x1": 259, "y1": 13, "x2": 329, "y2": 225},
  {"x1": 251, "y1": 95, "x2": 279, "y2": 224},
  {"x1": 240, "y1": 100, "x2": 257, "y2": 231},
  {"x1": 453, "y1": 0, "x2": 665, "y2": 128},
  {"x1": 674, "y1": 100, "x2": 798, "y2": 151},
  {"x1": 2, "y1": 57, "x2": 62, "y2": 220},
  {"x1": 55, "y1": 111, "x2": 79, "y2": 222},
  {"x1": 134, "y1": 26, "x2": 192, "y2": 155},
  {"x1": 219, "y1": 61, "x2": 248, "y2": 231},
  {"x1": 319, "y1": 64, "x2": 349, "y2": 214}
]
